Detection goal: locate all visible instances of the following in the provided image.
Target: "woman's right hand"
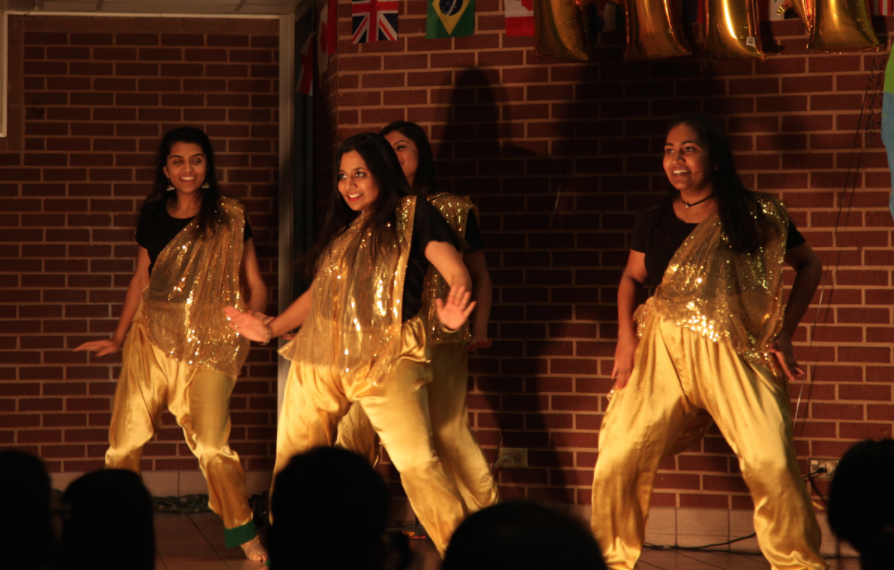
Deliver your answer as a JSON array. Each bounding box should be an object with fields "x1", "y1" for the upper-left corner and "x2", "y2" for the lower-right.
[
  {"x1": 223, "y1": 307, "x2": 269, "y2": 343},
  {"x1": 74, "y1": 338, "x2": 122, "y2": 357},
  {"x1": 611, "y1": 335, "x2": 640, "y2": 390}
]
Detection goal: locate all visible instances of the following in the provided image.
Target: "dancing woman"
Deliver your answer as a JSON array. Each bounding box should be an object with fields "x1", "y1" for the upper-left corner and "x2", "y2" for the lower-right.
[
  {"x1": 75, "y1": 127, "x2": 268, "y2": 560},
  {"x1": 590, "y1": 114, "x2": 827, "y2": 570},
  {"x1": 336, "y1": 121, "x2": 499, "y2": 515},
  {"x1": 225, "y1": 132, "x2": 475, "y2": 555}
]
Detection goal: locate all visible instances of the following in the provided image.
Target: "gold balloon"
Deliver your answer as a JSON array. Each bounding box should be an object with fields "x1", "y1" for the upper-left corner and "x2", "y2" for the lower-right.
[
  {"x1": 703, "y1": 0, "x2": 767, "y2": 60},
  {"x1": 777, "y1": 0, "x2": 811, "y2": 27},
  {"x1": 808, "y1": 0, "x2": 879, "y2": 52},
  {"x1": 534, "y1": 0, "x2": 591, "y2": 61},
  {"x1": 624, "y1": 0, "x2": 692, "y2": 59}
]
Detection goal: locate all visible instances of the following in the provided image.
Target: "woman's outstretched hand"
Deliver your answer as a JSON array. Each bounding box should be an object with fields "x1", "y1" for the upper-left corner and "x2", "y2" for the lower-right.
[
  {"x1": 435, "y1": 285, "x2": 476, "y2": 333},
  {"x1": 768, "y1": 331, "x2": 805, "y2": 382},
  {"x1": 74, "y1": 338, "x2": 122, "y2": 357},
  {"x1": 223, "y1": 307, "x2": 269, "y2": 343}
]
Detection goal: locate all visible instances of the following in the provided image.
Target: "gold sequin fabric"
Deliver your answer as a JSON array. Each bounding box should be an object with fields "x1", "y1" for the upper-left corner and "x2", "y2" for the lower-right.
[
  {"x1": 422, "y1": 192, "x2": 476, "y2": 345},
  {"x1": 279, "y1": 196, "x2": 416, "y2": 387},
  {"x1": 141, "y1": 196, "x2": 249, "y2": 378},
  {"x1": 634, "y1": 195, "x2": 789, "y2": 370}
]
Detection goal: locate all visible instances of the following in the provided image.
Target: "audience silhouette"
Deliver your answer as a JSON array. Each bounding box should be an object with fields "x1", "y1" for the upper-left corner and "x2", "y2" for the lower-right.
[{"x1": 828, "y1": 438, "x2": 894, "y2": 569}]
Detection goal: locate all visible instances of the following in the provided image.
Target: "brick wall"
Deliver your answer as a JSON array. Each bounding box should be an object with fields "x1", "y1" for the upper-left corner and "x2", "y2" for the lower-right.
[
  {"x1": 0, "y1": 15, "x2": 280, "y2": 475},
  {"x1": 328, "y1": 3, "x2": 894, "y2": 510},
  {"x1": 4, "y1": 4, "x2": 894, "y2": 513}
]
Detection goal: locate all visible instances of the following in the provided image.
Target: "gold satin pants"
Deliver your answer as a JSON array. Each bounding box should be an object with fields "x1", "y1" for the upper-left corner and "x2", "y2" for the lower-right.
[
  {"x1": 336, "y1": 341, "x2": 499, "y2": 514},
  {"x1": 105, "y1": 317, "x2": 255, "y2": 547},
  {"x1": 591, "y1": 316, "x2": 827, "y2": 570},
  {"x1": 273, "y1": 317, "x2": 466, "y2": 556}
]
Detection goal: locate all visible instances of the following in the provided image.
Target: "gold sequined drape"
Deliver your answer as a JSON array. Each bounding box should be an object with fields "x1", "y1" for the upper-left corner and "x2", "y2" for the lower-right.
[
  {"x1": 636, "y1": 195, "x2": 788, "y2": 370},
  {"x1": 421, "y1": 192, "x2": 476, "y2": 344},
  {"x1": 278, "y1": 196, "x2": 416, "y2": 387},
  {"x1": 142, "y1": 196, "x2": 249, "y2": 378}
]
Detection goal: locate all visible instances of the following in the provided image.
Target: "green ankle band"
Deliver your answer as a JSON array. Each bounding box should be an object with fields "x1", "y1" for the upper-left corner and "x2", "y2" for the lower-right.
[{"x1": 225, "y1": 520, "x2": 256, "y2": 548}]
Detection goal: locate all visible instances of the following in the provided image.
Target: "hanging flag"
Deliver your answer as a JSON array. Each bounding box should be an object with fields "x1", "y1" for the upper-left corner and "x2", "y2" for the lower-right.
[
  {"x1": 870, "y1": 0, "x2": 893, "y2": 15},
  {"x1": 296, "y1": 33, "x2": 314, "y2": 96},
  {"x1": 352, "y1": 0, "x2": 400, "y2": 43},
  {"x1": 326, "y1": 0, "x2": 337, "y2": 55},
  {"x1": 426, "y1": 0, "x2": 476, "y2": 39},
  {"x1": 318, "y1": 5, "x2": 332, "y2": 73},
  {"x1": 505, "y1": 0, "x2": 534, "y2": 36}
]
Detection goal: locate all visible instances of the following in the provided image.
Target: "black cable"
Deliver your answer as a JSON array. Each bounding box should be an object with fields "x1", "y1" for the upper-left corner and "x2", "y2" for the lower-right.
[
  {"x1": 793, "y1": 54, "x2": 883, "y2": 427},
  {"x1": 644, "y1": 468, "x2": 832, "y2": 552}
]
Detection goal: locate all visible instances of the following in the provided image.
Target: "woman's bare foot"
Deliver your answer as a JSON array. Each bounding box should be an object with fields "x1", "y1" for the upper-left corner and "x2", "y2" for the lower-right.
[{"x1": 240, "y1": 535, "x2": 268, "y2": 562}]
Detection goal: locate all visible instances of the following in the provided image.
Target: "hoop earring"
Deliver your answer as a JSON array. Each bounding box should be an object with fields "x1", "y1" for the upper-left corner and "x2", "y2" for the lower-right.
[
  {"x1": 166, "y1": 179, "x2": 175, "y2": 191},
  {"x1": 201, "y1": 181, "x2": 210, "y2": 189}
]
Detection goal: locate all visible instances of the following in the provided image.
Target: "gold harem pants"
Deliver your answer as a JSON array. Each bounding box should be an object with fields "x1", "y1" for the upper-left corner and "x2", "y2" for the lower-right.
[
  {"x1": 336, "y1": 341, "x2": 499, "y2": 514},
  {"x1": 105, "y1": 315, "x2": 255, "y2": 548},
  {"x1": 273, "y1": 317, "x2": 465, "y2": 556},
  {"x1": 591, "y1": 315, "x2": 827, "y2": 570}
]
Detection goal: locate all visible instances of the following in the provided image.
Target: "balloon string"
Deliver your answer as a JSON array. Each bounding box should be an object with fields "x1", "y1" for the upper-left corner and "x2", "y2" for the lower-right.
[{"x1": 792, "y1": 53, "x2": 883, "y2": 431}]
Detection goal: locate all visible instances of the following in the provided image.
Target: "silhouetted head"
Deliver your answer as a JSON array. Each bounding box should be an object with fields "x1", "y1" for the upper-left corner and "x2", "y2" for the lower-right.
[
  {"x1": 268, "y1": 447, "x2": 391, "y2": 570},
  {"x1": 60, "y1": 469, "x2": 154, "y2": 570},
  {"x1": 0, "y1": 451, "x2": 56, "y2": 569},
  {"x1": 829, "y1": 439, "x2": 894, "y2": 569},
  {"x1": 443, "y1": 501, "x2": 607, "y2": 570}
]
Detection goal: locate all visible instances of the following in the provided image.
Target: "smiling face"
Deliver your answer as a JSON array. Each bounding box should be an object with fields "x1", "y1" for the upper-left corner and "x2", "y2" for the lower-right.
[
  {"x1": 338, "y1": 150, "x2": 380, "y2": 212},
  {"x1": 163, "y1": 142, "x2": 207, "y2": 196},
  {"x1": 663, "y1": 123, "x2": 714, "y2": 196},
  {"x1": 383, "y1": 131, "x2": 419, "y2": 187}
]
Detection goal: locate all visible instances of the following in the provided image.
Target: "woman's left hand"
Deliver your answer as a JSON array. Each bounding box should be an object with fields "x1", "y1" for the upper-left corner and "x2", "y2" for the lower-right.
[
  {"x1": 768, "y1": 331, "x2": 805, "y2": 381},
  {"x1": 435, "y1": 285, "x2": 476, "y2": 333},
  {"x1": 224, "y1": 307, "x2": 269, "y2": 343},
  {"x1": 467, "y1": 334, "x2": 492, "y2": 352}
]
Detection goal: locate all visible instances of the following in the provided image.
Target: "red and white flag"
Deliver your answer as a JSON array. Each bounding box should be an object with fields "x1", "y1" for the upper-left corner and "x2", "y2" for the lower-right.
[
  {"x1": 505, "y1": 0, "x2": 534, "y2": 36},
  {"x1": 870, "y1": 0, "x2": 894, "y2": 15},
  {"x1": 318, "y1": 4, "x2": 333, "y2": 74},
  {"x1": 296, "y1": 33, "x2": 314, "y2": 96}
]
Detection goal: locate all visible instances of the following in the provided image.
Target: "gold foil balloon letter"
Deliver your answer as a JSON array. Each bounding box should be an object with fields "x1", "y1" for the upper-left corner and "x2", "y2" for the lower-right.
[
  {"x1": 808, "y1": 0, "x2": 878, "y2": 52},
  {"x1": 624, "y1": 0, "x2": 692, "y2": 59},
  {"x1": 703, "y1": 0, "x2": 767, "y2": 60},
  {"x1": 534, "y1": 0, "x2": 591, "y2": 61}
]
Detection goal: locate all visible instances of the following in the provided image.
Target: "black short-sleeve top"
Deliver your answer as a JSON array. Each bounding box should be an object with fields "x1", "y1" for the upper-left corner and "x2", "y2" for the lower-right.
[
  {"x1": 631, "y1": 202, "x2": 806, "y2": 285},
  {"x1": 136, "y1": 199, "x2": 253, "y2": 275},
  {"x1": 464, "y1": 211, "x2": 484, "y2": 253},
  {"x1": 402, "y1": 197, "x2": 463, "y2": 321}
]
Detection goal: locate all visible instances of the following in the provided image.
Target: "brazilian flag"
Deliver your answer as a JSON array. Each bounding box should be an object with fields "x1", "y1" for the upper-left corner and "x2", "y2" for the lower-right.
[{"x1": 426, "y1": 0, "x2": 475, "y2": 39}]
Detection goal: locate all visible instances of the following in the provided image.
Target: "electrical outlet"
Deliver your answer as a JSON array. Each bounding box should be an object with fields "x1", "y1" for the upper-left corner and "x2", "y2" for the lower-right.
[
  {"x1": 497, "y1": 447, "x2": 528, "y2": 468},
  {"x1": 809, "y1": 458, "x2": 839, "y2": 480}
]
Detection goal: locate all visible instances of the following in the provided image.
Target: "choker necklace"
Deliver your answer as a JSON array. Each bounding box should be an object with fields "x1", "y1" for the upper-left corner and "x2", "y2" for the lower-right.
[{"x1": 680, "y1": 194, "x2": 714, "y2": 208}]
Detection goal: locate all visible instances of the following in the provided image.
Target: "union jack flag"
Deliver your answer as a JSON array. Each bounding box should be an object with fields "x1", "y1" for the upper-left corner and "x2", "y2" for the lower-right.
[{"x1": 352, "y1": 0, "x2": 399, "y2": 43}]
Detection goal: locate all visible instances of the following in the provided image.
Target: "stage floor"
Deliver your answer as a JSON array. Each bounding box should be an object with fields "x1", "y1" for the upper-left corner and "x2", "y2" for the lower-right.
[{"x1": 153, "y1": 513, "x2": 859, "y2": 570}]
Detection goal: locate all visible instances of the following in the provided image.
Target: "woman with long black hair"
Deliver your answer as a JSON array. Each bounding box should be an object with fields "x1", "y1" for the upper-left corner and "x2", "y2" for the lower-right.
[
  {"x1": 336, "y1": 120, "x2": 498, "y2": 516},
  {"x1": 75, "y1": 127, "x2": 268, "y2": 560},
  {"x1": 590, "y1": 114, "x2": 827, "y2": 570},
  {"x1": 225, "y1": 132, "x2": 475, "y2": 556}
]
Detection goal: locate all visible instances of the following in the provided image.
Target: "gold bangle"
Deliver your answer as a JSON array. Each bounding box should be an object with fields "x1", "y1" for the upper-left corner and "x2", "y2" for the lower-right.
[{"x1": 440, "y1": 323, "x2": 460, "y2": 334}]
